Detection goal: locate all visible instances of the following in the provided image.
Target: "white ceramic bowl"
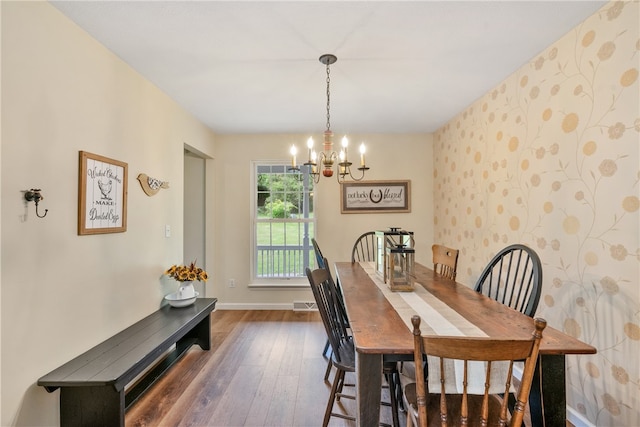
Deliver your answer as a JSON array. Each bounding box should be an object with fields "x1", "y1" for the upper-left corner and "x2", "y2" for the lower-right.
[{"x1": 164, "y1": 291, "x2": 199, "y2": 308}]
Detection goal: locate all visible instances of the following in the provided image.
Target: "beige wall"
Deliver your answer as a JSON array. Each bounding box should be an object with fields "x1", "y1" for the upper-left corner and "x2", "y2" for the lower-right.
[
  {"x1": 433, "y1": 2, "x2": 639, "y2": 425},
  {"x1": 212, "y1": 133, "x2": 433, "y2": 307},
  {"x1": 1, "y1": 2, "x2": 215, "y2": 425},
  {"x1": 1, "y1": 3, "x2": 433, "y2": 424}
]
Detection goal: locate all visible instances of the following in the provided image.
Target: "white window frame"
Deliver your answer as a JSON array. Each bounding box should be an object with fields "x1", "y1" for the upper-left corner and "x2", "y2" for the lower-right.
[{"x1": 250, "y1": 160, "x2": 317, "y2": 287}]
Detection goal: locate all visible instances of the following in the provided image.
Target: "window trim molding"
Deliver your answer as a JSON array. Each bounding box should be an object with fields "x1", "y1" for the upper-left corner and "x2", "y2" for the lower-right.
[{"x1": 250, "y1": 159, "x2": 316, "y2": 283}]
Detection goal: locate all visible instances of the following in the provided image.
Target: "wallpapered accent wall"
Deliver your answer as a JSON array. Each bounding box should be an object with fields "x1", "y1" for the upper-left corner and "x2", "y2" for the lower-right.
[{"x1": 433, "y1": 2, "x2": 639, "y2": 426}]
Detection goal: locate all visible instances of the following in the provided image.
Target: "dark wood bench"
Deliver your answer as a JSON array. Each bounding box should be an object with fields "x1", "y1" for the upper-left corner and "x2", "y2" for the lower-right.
[{"x1": 38, "y1": 298, "x2": 217, "y2": 427}]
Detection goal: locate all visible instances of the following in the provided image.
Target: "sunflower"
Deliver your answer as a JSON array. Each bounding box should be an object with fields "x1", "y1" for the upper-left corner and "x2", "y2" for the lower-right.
[{"x1": 165, "y1": 261, "x2": 209, "y2": 282}]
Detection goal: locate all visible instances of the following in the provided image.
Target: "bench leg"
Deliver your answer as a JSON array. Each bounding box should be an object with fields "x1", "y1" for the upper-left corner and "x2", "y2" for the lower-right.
[
  {"x1": 61, "y1": 386, "x2": 124, "y2": 427},
  {"x1": 178, "y1": 313, "x2": 211, "y2": 351}
]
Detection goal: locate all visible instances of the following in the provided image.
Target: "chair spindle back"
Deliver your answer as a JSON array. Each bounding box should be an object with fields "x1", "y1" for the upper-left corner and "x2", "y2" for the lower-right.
[
  {"x1": 306, "y1": 266, "x2": 350, "y2": 363},
  {"x1": 351, "y1": 231, "x2": 377, "y2": 263},
  {"x1": 411, "y1": 315, "x2": 546, "y2": 427},
  {"x1": 474, "y1": 244, "x2": 542, "y2": 317},
  {"x1": 432, "y1": 244, "x2": 459, "y2": 280}
]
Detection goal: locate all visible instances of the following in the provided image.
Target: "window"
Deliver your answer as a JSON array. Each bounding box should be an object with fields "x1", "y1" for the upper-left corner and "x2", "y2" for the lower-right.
[{"x1": 253, "y1": 162, "x2": 316, "y2": 281}]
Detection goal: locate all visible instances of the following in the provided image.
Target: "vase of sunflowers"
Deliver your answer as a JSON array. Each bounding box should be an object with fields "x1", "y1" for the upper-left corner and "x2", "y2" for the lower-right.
[
  {"x1": 177, "y1": 281, "x2": 196, "y2": 299},
  {"x1": 164, "y1": 261, "x2": 208, "y2": 307}
]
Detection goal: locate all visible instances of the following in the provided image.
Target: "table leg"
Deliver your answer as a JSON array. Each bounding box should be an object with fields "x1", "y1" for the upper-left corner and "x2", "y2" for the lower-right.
[
  {"x1": 356, "y1": 351, "x2": 383, "y2": 427},
  {"x1": 529, "y1": 354, "x2": 566, "y2": 427}
]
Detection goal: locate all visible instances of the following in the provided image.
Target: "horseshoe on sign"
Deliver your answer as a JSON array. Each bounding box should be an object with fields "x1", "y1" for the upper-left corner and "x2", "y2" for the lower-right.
[{"x1": 369, "y1": 189, "x2": 383, "y2": 204}]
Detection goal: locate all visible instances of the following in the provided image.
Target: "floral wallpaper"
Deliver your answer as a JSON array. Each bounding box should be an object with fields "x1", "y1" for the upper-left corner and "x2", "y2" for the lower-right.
[{"x1": 432, "y1": 1, "x2": 639, "y2": 426}]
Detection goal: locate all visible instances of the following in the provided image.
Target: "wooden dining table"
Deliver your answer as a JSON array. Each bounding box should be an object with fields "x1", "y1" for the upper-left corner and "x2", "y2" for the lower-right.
[{"x1": 334, "y1": 261, "x2": 596, "y2": 427}]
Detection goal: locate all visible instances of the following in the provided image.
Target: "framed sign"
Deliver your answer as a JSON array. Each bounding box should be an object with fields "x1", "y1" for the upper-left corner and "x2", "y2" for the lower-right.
[
  {"x1": 78, "y1": 151, "x2": 128, "y2": 235},
  {"x1": 341, "y1": 180, "x2": 411, "y2": 213}
]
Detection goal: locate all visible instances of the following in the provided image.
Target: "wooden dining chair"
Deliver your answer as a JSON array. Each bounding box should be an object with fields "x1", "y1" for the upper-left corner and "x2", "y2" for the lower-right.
[
  {"x1": 306, "y1": 264, "x2": 400, "y2": 427},
  {"x1": 311, "y1": 239, "x2": 348, "y2": 380},
  {"x1": 432, "y1": 244, "x2": 459, "y2": 280},
  {"x1": 405, "y1": 315, "x2": 546, "y2": 427},
  {"x1": 312, "y1": 238, "x2": 331, "y2": 356},
  {"x1": 312, "y1": 237, "x2": 326, "y2": 269},
  {"x1": 351, "y1": 231, "x2": 377, "y2": 262},
  {"x1": 474, "y1": 244, "x2": 542, "y2": 317}
]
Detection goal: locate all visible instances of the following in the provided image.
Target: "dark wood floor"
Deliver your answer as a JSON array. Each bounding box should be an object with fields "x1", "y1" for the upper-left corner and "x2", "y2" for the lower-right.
[
  {"x1": 126, "y1": 309, "x2": 544, "y2": 427},
  {"x1": 126, "y1": 309, "x2": 401, "y2": 427}
]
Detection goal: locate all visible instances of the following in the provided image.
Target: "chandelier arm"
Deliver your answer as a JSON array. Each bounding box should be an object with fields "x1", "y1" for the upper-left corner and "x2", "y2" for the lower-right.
[{"x1": 347, "y1": 168, "x2": 368, "y2": 181}]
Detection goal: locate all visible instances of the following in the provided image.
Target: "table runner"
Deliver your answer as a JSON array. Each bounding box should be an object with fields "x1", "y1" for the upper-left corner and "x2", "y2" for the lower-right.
[{"x1": 359, "y1": 262, "x2": 512, "y2": 395}]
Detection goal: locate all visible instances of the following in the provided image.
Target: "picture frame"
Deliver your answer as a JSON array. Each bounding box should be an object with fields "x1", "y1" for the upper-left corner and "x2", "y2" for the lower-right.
[
  {"x1": 78, "y1": 151, "x2": 128, "y2": 235},
  {"x1": 340, "y1": 180, "x2": 411, "y2": 214}
]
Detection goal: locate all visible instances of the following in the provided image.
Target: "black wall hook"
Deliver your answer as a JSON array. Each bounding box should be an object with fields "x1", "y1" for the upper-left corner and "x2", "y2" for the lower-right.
[{"x1": 25, "y1": 189, "x2": 48, "y2": 218}]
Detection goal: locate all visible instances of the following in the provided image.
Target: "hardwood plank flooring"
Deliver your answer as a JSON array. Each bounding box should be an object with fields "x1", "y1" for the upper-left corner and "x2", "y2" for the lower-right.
[
  {"x1": 126, "y1": 310, "x2": 401, "y2": 427},
  {"x1": 127, "y1": 309, "x2": 538, "y2": 427}
]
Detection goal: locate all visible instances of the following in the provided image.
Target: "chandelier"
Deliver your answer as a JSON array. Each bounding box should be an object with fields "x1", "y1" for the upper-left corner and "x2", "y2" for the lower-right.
[{"x1": 289, "y1": 54, "x2": 370, "y2": 183}]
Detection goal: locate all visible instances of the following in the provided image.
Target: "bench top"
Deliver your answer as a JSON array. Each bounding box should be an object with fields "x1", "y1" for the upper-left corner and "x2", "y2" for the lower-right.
[{"x1": 38, "y1": 298, "x2": 217, "y2": 392}]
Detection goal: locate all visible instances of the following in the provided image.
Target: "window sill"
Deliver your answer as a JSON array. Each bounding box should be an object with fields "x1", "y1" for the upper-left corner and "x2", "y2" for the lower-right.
[{"x1": 248, "y1": 281, "x2": 310, "y2": 289}]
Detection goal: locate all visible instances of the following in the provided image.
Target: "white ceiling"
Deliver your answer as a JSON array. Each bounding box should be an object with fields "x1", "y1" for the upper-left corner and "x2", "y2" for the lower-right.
[{"x1": 51, "y1": 1, "x2": 607, "y2": 134}]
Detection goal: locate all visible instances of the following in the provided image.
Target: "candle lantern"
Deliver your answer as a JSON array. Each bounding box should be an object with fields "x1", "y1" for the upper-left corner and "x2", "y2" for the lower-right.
[
  {"x1": 386, "y1": 244, "x2": 415, "y2": 292},
  {"x1": 375, "y1": 228, "x2": 414, "y2": 283}
]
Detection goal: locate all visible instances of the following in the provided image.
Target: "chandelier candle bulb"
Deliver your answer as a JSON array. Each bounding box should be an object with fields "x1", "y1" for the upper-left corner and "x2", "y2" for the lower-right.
[
  {"x1": 290, "y1": 145, "x2": 297, "y2": 168},
  {"x1": 306, "y1": 137, "x2": 314, "y2": 162},
  {"x1": 360, "y1": 143, "x2": 366, "y2": 166},
  {"x1": 341, "y1": 136, "x2": 348, "y2": 161}
]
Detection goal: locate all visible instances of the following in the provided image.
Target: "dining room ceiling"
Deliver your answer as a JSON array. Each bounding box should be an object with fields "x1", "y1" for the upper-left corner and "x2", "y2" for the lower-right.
[{"x1": 51, "y1": 1, "x2": 607, "y2": 135}]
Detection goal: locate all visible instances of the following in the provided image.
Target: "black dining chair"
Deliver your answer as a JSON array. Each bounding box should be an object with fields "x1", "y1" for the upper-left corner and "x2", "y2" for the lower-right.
[
  {"x1": 473, "y1": 244, "x2": 543, "y2": 422},
  {"x1": 312, "y1": 237, "x2": 326, "y2": 269},
  {"x1": 351, "y1": 231, "x2": 377, "y2": 262},
  {"x1": 474, "y1": 244, "x2": 542, "y2": 318},
  {"x1": 312, "y1": 238, "x2": 347, "y2": 380},
  {"x1": 306, "y1": 264, "x2": 400, "y2": 427}
]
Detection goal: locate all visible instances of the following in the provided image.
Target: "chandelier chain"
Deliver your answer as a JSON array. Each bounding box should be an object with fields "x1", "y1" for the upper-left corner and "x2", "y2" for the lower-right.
[{"x1": 326, "y1": 63, "x2": 331, "y2": 131}]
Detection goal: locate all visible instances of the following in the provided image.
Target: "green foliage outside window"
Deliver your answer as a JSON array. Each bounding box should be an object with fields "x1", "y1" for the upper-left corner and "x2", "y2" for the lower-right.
[
  {"x1": 255, "y1": 164, "x2": 315, "y2": 278},
  {"x1": 257, "y1": 167, "x2": 313, "y2": 218},
  {"x1": 265, "y1": 199, "x2": 297, "y2": 218}
]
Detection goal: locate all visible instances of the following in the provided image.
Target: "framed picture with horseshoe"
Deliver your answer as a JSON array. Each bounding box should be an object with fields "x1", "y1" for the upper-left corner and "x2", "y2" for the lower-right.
[
  {"x1": 340, "y1": 180, "x2": 411, "y2": 214},
  {"x1": 78, "y1": 151, "x2": 128, "y2": 235}
]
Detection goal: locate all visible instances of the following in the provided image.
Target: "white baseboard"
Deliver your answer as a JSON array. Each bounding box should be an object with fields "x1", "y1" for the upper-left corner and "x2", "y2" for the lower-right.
[{"x1": 215, "y1": 302, "x2": 293, "y2": 310}]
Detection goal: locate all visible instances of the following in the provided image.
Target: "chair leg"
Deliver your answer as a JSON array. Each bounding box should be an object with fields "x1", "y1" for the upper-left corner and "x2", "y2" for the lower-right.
[
  {"x1": 322, "y1": 339, "x2": 330, "y2": 357},
  {"x1": 385, "y1": 372, "x2": 400, "y2": 427},
  {"x1": 336, "y1": 368, "x2": 345, "y2": 401},
  {"x1": 323, "y1": 368, "x2": 344, "y2": 427},
  {"x1": 324, "y1": 358, "x2": 333, "y2": 381},
  {"x1": 406, "y1": 410, "x2": 413, "y2": 427},
  {"x1": 395, "y1": 371, "x2": 404, "y2": 412}
]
